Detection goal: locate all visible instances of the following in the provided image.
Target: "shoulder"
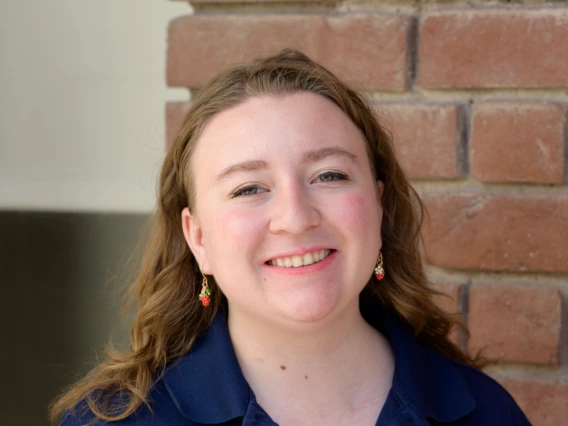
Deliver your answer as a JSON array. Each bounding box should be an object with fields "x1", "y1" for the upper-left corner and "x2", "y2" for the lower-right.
[
  {"x1": 363, "y1": 306, "x2": 532, "y2": 425},
  {"x1": 448, "y1": 360, "x2": 532, "y2": 425},
  {"x1": 58, "y1": 379, "x2": 191, "y2": 426}
]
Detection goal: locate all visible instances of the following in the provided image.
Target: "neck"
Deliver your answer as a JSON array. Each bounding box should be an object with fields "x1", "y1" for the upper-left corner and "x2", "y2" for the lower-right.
[
  {"x1": 227, "y1": 304, "x2": 394, "y2": 425},
  {"x1": 229, "y1": 303, "x2": 373, "y2": 360}
]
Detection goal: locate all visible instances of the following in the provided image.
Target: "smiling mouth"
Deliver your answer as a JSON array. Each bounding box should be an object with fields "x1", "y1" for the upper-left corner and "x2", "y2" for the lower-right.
[{"x1": 267, "y1": 249, "x2": 333, "y2": 268}]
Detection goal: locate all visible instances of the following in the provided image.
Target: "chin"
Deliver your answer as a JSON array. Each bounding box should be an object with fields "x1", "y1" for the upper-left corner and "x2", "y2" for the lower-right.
[{"x1": 274, "y1": 289, "x2": 347, "y2": 325}]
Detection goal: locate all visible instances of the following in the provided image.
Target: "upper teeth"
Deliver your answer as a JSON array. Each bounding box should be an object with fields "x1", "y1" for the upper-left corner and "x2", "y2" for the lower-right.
[{"x1": 269, "y1": 249, "x2": 331, "y2": 268}]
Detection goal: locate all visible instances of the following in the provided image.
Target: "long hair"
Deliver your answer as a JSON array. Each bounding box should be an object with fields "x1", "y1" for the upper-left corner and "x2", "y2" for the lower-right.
[{"x1": 49, "y1": 49, "x2": 479, "y2": 424}]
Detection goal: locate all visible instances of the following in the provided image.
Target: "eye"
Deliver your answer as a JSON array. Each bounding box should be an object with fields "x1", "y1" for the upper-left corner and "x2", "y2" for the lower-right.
[
  {"x1": 230, "y1": 185, "x2": 266, "y2": 198},
  {"x1": 314, "y1": 171, "x2": 349, "y2": 183}
]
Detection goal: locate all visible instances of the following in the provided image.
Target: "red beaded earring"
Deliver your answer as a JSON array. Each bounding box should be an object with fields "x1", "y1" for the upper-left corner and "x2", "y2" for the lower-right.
[
  {"x1": 374, "y1": 252, "x2": 385, "y2": 281},
  {"x1": 199, "y1": 273, "x2": 211, "y2": 307}
]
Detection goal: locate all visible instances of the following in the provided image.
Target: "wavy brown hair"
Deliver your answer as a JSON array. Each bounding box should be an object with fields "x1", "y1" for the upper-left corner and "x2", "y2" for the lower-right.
[{"x1": 49, "y1": 49, "x2": 480, "y2": 424}]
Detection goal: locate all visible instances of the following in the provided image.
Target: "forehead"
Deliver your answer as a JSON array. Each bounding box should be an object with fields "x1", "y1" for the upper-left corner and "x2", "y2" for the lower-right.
[{"x1": 191, "y1": 91, "x2": 368, "y2": 174}]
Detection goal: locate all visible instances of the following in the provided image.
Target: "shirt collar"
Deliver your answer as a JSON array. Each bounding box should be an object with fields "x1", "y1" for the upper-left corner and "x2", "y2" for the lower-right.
[
  {"x1": 163, "y1": 305, "x2": 476, "y2": 424},
  {"x1": 361, "y1": 303, "x2": 476, "y2": 423},
  {"x1": 163, "y1": 313, "x2": 250, "y2": 424}
]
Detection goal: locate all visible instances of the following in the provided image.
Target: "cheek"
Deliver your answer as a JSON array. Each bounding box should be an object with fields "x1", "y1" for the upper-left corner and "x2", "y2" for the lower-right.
[
  {"x1": 334, "y1": 193, "x2": 381, "y2": 235},
  {"x1": 203, "y1": 208, "x2": 264, "y2": 258}
]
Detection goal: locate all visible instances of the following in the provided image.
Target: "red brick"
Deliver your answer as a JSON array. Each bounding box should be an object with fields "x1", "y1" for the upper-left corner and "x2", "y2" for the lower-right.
[
  {"x1": 471, "y1": 101, "x2": 566, "y2": 184},
  {"x1": 165, "y1": 101, "x2": 191, "y2": 150},
  {"x1": 468, "y1": 284, "x2": 562, "y2": 364},
  {"x1": 493, "y1": 374, "x2": 568, "y2": 426},
  {"x1": 167, "y1": 13, "x2": 410, "y2": 89},
  {"x1": 419, "y1": 9, "x2": 568, "y2": 88},
  {"x1": 422, "y1": 192, "x2": 568, "y2": 272},
  {"x1": 376, "y1": 103, "x2": 463, "y2": 179}
]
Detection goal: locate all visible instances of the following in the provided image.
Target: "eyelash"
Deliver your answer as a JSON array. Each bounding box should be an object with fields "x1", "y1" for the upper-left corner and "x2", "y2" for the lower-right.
[
  {"x1": 231, "y1": 185, "x2": 264, "y2": 198},
  {"x1": 314, "y1": 171, "x2": 349, "y2": 183},
  {"x1": 230, "y1": 171, "x2": 349, "y2": 198}
]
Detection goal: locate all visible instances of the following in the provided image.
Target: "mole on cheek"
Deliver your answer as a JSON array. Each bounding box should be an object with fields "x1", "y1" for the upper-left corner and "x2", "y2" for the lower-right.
[{"x1": 280, "y1": 365, "x2": 286, "y2": 371}]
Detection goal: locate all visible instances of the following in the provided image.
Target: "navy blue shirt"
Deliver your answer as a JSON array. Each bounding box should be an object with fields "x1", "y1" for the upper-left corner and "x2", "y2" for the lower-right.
[{"x1": 61, "y1": 307, "x2": 531, "y2": 425}]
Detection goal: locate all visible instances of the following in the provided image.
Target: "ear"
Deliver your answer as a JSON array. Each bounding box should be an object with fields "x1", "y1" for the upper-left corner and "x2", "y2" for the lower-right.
[
  {"x1": 376, "y1": 180, "x2": 385, "y2": 206},
  {"x1": 181, "y1": 207, "x2": 212, "y2": 275},
  {"x1": 376, "y1": 180, "x2": 385, "y2": 247}
]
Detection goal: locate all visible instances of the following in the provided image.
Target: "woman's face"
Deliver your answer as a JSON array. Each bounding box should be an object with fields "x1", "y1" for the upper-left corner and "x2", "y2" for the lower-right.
[{"x1": 182, "y1": 92, "x2": 383, "y2": 328}]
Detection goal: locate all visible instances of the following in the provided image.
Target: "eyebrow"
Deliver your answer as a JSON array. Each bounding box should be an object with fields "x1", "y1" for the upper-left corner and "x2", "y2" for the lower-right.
[
  {"x1": 302, "y1": 146, "x2": 359, "y2": 164},
  {"x1": 214, "y1": 146, "x2": 359, "y2": 182},
  {"x1": 215, "y1": 160, "x2": 269, "y2": 182}
]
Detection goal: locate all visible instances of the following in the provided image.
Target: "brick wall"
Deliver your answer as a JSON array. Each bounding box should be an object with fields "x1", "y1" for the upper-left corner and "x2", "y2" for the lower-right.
[{"x1": 164, "y1": 1, "x2": 568, "y2": 424}]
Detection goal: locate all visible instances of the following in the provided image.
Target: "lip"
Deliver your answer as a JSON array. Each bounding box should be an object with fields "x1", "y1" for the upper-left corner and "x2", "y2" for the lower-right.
[
  {"x1": 262, "y1": 249, "x2": 337, "y2": 276},
  {"x1": 262, "y1": 246, "x2": 333, "y2": 264}
]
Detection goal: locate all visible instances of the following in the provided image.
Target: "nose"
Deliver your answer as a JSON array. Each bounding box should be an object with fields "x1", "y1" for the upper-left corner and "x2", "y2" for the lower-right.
[{"x1": 268, "y1": 183, "x2": 322, "y2": 234}]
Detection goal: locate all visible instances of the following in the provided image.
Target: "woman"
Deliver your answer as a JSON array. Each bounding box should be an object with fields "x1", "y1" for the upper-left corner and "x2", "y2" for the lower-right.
[{"x1": 51, "y1": 49, "x2": 530, "y2": 425}]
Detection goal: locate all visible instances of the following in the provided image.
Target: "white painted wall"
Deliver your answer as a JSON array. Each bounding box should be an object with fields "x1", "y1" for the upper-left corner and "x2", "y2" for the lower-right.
[{"x1": 0, "y1": 0, "x2": 191, "y2": 212}]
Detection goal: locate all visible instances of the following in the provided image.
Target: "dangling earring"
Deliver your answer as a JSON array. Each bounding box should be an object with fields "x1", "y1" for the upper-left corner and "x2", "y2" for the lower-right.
[
  {"x1": 199, "y1": 273, "x2": 211, "y2": 307},
  {"x1": 374, "y1": 252, "x2": 385, "y2": 281}
]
